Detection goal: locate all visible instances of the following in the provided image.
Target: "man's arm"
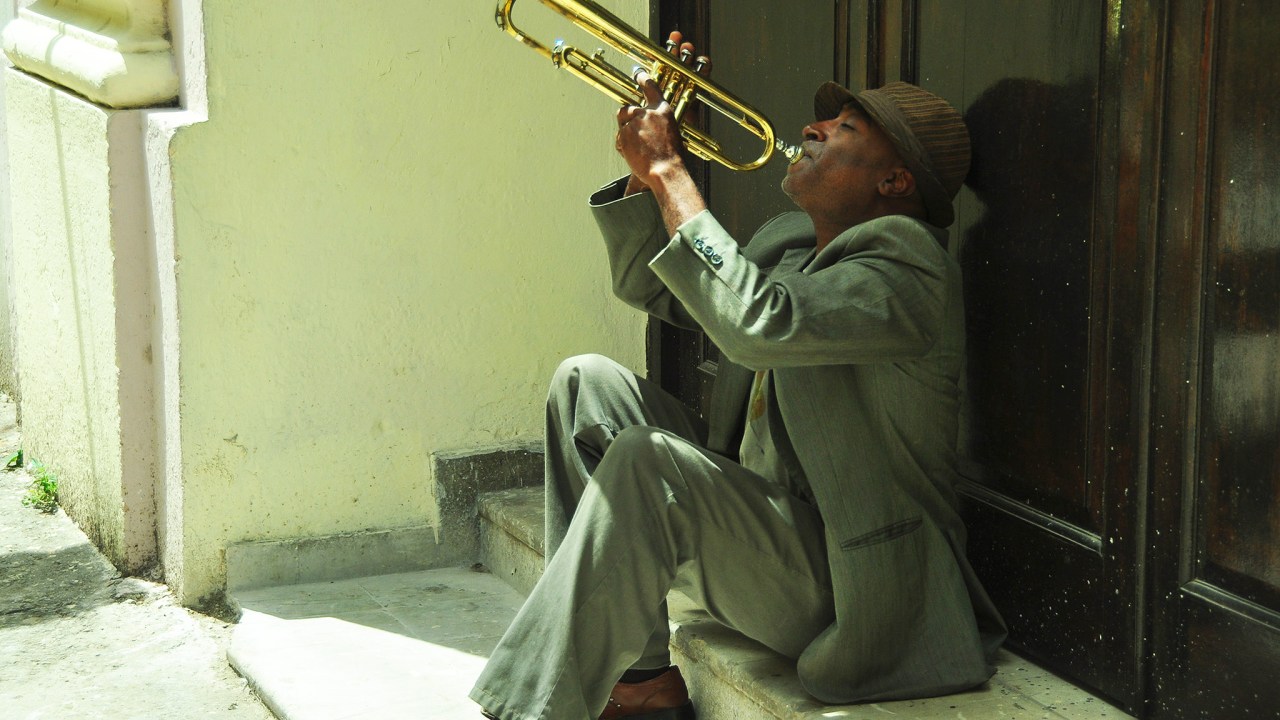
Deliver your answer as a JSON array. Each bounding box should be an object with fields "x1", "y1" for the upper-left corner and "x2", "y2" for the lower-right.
[
  {"x1": 649, "y1": 211, "x2": 952, "y2": 370},
  {"x1": 589, "y1": 178, "x2": 701, "y2": 330}
]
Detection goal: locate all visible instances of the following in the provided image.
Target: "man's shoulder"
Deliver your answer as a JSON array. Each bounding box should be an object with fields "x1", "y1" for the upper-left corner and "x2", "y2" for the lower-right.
[
  {"x1": 754, "y1": 211, "x2": 816, "y2": 242},
  {"x1": 837, "y1": 214, "x2": 951, "y2": 261},
  {"x1": 743, "y1": 212, "x2": 817, "y2": 262}
]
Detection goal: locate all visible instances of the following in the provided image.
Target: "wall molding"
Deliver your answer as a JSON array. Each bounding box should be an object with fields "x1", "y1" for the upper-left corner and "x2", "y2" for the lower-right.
[{"x1": 2, "y1": 0, "x2": 178, "y2": 108}]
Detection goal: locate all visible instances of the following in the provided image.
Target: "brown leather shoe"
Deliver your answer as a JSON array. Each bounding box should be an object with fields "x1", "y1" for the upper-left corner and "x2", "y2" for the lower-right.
[{"x1": 599, "y1": 666, "x2": 695, "y2": 719}]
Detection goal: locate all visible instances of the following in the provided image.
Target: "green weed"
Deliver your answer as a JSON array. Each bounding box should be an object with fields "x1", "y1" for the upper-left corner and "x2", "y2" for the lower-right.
[{"x1": 22, "y1": 461, "x2": 59, "y2": 514}]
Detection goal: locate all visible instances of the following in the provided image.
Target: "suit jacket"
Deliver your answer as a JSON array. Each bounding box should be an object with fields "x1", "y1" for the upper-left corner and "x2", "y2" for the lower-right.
[{"x1": 589, "y1": 177, "x2": 1007, "y2": 703}]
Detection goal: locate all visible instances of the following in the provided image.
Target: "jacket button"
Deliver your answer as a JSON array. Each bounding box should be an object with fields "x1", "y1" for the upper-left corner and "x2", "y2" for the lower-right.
[{"x1": 711, "y1": 254, "x2": 723, "y2": 266}]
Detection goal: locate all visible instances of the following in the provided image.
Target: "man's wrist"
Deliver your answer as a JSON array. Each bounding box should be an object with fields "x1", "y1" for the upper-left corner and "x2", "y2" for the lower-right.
[
  {"x1": 645, "y1": 160, "x2": 707, "y2": 236},
  {"x1": 643, "y1": 158, "x2": 689, "y2": 193}
]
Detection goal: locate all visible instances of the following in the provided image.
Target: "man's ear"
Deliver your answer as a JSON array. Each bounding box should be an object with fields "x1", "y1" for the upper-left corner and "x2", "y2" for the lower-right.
[{"x1": 878, "y1": 167, "x2": 917, "y2": 199}]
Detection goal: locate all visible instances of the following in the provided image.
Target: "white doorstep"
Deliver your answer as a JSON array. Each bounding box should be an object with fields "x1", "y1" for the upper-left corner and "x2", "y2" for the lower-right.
[
  {"x1": 228, "y1": 564, "x2": 1133, "y2": 720},
  {"x1": 229, "y1": 566, "x2": 522, "y2": 720}
]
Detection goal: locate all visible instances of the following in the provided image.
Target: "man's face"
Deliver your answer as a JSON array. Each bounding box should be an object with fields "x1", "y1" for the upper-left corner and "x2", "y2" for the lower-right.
[{"x1": 781, "y1": 104, "x2": 905, "y2": 227}]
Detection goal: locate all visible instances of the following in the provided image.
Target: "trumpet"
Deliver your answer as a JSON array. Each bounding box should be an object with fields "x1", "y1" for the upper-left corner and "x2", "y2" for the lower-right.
[{"x1": 495, "y1": 0, "x2": 801, "y2": 172}]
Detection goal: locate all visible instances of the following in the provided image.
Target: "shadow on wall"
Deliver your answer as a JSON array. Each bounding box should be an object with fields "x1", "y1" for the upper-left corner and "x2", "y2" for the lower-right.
[{"x1": 959, "y1": 76, "x2": 1097, "y2": 504}]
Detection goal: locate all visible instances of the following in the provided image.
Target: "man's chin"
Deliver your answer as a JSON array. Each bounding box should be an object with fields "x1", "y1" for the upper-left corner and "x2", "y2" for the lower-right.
[{"x1": 780, "y1": 177, "x2": 803, "y2": 209}]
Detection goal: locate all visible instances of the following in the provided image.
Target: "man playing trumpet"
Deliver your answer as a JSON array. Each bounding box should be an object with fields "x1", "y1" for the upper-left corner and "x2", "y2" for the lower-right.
[{"x1": 472, "y1": 32, "x2": 1006, "y2": 720}]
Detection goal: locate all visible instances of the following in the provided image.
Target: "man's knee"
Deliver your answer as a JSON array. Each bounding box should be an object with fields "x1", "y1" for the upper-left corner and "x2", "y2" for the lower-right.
[
  {"x1": 550, "y1": 353, "x2": 621, "y2": 400},
  {"x1": 594, "y1": 426, "x2": 685, "y2": 496},
  {"x1": 590, "y1": 427, "x2": 700, "y2": 545},
  {"x1": 608, "y1": 425, "x2": 670, "y2": 458}
]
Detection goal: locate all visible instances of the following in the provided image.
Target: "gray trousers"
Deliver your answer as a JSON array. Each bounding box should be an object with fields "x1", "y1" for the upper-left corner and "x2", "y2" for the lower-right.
[{"x1": 470, "y1": 355, "x2": 835, "y2": 720}]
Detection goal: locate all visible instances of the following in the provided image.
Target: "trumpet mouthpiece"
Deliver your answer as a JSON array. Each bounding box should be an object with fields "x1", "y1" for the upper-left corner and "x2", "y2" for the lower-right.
[{"x1": 776, "y1": 140, "x2": 803, "y2": 164}]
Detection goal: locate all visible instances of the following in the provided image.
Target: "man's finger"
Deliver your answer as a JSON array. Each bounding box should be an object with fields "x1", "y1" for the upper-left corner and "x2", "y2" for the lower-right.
[
  {"x1": 666, "y1": 30, "x2": 683, "y2": 52},
  {"x1": 678, "y1": 42, "x2": 695, "y2": 65},
  {"x1": 633, "y1": 72, "x2": 664, "y2": 107},
  {"x1": 616, "y1": 104, "x2": 642, "y2": 128}
]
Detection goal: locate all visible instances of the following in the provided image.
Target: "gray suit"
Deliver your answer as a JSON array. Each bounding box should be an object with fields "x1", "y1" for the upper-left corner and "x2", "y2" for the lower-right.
[{"x1": 471, "y1": 178, "x2": 1005, "y2": 720}]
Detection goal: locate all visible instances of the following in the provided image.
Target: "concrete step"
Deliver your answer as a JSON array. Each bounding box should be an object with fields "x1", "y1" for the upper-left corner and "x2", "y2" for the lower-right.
[
  {"x1": 228, "y1": 566, "x2": 526, "y2": 720},
  {"x1": 223, "y1": 485, "x2": 1133, "y2": 720},
  {"x1": 477, "y1": 486, "x2": 545, "y2": 597},
  {"x1": 477, "y1": 486, "x2": 1131, "y2": 720}
]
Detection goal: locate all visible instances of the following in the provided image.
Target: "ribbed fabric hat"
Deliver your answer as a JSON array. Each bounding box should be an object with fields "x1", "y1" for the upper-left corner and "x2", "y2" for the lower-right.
[{"x1": 815, "y1": 81, "x2": 970, "y2": 227}]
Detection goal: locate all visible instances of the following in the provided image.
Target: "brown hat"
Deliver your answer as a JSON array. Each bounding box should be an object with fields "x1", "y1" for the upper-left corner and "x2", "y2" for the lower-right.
[{"x1": 814, "y1": 81, "x2": 970, "y2": 227}]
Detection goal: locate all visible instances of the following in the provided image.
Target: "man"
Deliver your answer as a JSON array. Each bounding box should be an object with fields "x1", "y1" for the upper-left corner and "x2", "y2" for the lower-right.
[{"x1": 471, "y1": 45, "x2": 1006, "y2": 720}]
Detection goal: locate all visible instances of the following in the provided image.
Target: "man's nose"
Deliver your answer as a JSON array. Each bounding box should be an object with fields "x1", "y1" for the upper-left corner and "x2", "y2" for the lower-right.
[{"x1": 801, "y1": 123, "x2": 824, "y2": 142}]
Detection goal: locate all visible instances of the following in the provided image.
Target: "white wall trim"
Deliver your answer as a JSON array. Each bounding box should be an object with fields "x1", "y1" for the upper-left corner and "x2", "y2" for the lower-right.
[
  {"x1": 142, "y1": 0, "x2": 206, "y2": 597},
  {"x1": 2, "y1": 0, "x2": 178, "y2": 108}
]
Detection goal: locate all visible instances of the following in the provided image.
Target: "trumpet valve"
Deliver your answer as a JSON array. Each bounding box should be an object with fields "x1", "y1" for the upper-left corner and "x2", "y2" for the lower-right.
[{"x1": 551, "y1": 39, "x2": 570, "y2": 67}]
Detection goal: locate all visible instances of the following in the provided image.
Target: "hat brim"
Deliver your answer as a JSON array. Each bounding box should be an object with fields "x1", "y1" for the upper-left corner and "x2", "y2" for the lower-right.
[
  {"x1": 814, "y1": 81, "x2": 858, "y2": 123},
  {"x1": 813, "y1": 81, "x2": 955, "y2": 228}
]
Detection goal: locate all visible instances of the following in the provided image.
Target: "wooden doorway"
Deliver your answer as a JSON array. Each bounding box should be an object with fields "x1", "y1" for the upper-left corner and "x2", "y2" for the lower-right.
[{"x1": 647, "y1": 1, "x2": 1280, "y2": 717}]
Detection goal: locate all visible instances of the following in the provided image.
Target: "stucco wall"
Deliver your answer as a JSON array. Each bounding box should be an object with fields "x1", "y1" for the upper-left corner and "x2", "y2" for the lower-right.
[
  {"x1": 6, "y1": 71, "x2": 127, "y2": 559},
  {"x1": 2, "y1": 0, "x2": 162, "y2": 575},
  {"x1": 165, "y1": 1, "x2": 649, "y2": 602},
  {"x1": 0, "y1": 0, "x2": 22, "y2": 401}
]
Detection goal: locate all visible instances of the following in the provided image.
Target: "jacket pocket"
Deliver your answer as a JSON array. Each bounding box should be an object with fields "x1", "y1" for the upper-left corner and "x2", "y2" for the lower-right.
[{"x1": 839, "y1": 516, "x2": 923, "y2": 551}]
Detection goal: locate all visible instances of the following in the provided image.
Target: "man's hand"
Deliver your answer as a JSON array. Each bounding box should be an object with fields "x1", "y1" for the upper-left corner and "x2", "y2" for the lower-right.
[
  {"x1": 615, "y1": 74, "x2": 685, "y2": 189},
  {"x1": 615, "y1": 32, "x2": 710, "y2": 235},
  {"x1": 619, "y1": 32, "x2": 711, "y2": 196}
]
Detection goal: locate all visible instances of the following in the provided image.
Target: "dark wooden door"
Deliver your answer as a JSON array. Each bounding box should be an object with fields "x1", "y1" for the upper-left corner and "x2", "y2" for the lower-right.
[
  {"x1": 1148, "y1": 1, "x2": 1280, "y2": 716},
  {"x1": 652, "y1": 1, "x2": 1147, "y2": 709},
  {"x1": 911, "y1": 0, "x2": 1150, "y2": 710},
  {"x1": 648, "y1": 1, "x2": 1280, "y2": 717}
]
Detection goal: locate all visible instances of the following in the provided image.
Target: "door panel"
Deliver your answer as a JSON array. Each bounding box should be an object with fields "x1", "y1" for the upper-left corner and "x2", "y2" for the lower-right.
[
  {"x1": 654, "y1": 0, "x2": 1146, "y2": 707},
  {"x1": 648, "y1": 1, "x2": 714, "y2": 414},
  {"x1": 903, "y1": 1, "x2": 1145, "y2": 707},
  {"x1": 705, "y1": 0, "x2": 833, "y2": 242},
  {"x1": 930, "y1": 0, "x2": 1102, "y2": 530},
  {"x1": 1151, "y1": 1, "x2": 1280, "y2": 715},
  {"x1": 1197, "y1": 0, "x2": 1280, "y2": 606}
]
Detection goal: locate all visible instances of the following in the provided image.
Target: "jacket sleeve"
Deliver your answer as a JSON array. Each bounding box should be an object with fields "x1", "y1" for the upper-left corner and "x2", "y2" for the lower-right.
[
  {"x1": 648, "y1": 209, "x2": 951, "y2": 370},
  {"x1": 588, "y1": 177, "x2": 700, "y2": 330}
]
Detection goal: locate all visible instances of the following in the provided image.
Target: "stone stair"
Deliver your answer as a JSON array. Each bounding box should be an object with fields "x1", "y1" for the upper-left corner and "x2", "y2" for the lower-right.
[
  {"x1": 224, "y1": 481, "x2": 1130, "y2": 720},
  {"x1": 475, "y1": 485, "x2": 1122, "y2": 720}
]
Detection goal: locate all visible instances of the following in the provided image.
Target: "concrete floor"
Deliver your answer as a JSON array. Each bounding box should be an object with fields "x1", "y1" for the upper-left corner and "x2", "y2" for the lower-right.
[{"x1": 0, "y1": 396, "x2": 274, "y2": 720}]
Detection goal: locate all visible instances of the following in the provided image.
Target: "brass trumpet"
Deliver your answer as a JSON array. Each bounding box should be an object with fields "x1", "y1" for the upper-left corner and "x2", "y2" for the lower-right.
[{"x1": 495, "y1": 0, "x2": 801, "y2": 172}]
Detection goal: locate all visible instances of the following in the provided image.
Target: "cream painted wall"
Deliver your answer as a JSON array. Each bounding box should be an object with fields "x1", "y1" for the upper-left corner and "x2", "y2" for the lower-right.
[
  {"x1": 166, "y1": 1, "x2": 649, "y2": 603},
  {"x1": 0, "y1": 0, "x2": 24, "y2": 400},
  {"x1": 6, "y1": 71, "x2": 126, "y2": 559},
  {"x1": 3, "y1": 0, "x2": 164, "y2": 575}
]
